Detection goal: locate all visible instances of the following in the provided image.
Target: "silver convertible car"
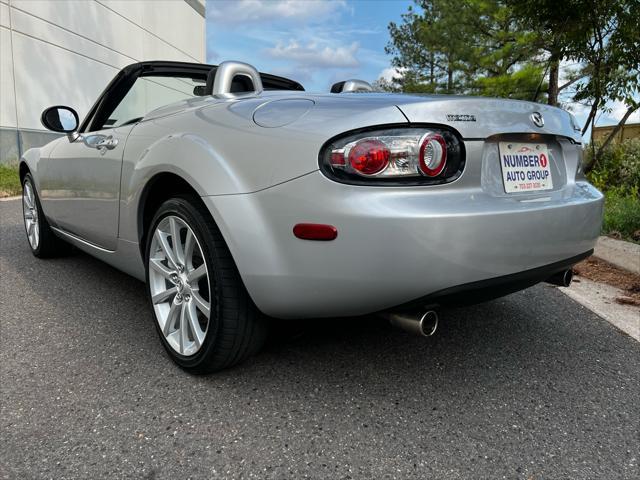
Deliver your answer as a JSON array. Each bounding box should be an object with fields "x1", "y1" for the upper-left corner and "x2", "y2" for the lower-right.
[{"x1": 21, "y1": 60, "x2": 603, "y2": 372}]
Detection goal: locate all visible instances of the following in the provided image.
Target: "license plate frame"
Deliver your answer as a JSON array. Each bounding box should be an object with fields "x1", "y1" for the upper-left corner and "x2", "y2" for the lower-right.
[{"x1": 498, "y1": 141, "x2": 553, "y2": 193}]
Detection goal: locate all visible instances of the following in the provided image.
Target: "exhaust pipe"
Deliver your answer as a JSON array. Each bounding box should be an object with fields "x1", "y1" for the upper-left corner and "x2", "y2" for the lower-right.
[
  {"x1": 383, "y1": 310, "x2": 438, "y2": 337},
  {"x1": 546, "y1": 269, "x2": 574, "y2": 287}
]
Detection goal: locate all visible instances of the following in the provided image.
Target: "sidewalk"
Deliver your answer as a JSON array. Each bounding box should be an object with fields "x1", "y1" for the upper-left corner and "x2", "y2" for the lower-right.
[
  {"x1": 561, "y1": 278, "x2": 639, "y2": 341},
  {"x1": 559, "y1": 236, "x2": 640, "y2": 341},
  {"x1": 594, "y1": 236, "x2": 640, "y2": 274}
]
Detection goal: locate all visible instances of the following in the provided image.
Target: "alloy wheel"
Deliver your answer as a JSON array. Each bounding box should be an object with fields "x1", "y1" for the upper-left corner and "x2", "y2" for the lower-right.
[
  {"x1": 22, "y1": 179, "x2": 39, "y2": 250},
  {"x1": 148, "y1": 215, "x2": 211, "y2": 356}
]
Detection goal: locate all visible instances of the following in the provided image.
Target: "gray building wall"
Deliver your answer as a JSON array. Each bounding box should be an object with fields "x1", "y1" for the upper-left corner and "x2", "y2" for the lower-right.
[{"x1": 0, "y1": 0, "x2": 205, "y2": 163}]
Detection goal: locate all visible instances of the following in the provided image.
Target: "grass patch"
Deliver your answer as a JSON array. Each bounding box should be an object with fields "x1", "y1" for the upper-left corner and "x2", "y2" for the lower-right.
[
  {"x1": 586, "y1": 139, "x2": 640, "y2": 243},
  {"x1": 0, "y1": 163, "x2": 21, "y2": 198},
  {"x1": 602, "y1": 188, "x2": 640, "y2": 243}
]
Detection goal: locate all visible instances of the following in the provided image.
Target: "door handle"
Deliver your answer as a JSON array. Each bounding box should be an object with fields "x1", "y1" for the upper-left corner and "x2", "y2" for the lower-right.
[{"x1": 95, "y1": 136, "x2": 118, "y2": 150}]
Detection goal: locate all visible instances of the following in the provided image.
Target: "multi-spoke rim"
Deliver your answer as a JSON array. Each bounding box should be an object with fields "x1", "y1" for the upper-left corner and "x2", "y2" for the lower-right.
[
  {"x1": 22, "y1": 179, "x2": 39, "y2": 250},
  {"x1": 149, "y1": 215, "x2": 211, "y2": 357}
]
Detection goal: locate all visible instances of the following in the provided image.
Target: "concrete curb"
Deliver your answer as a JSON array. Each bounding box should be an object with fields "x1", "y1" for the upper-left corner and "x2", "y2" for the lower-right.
[
  {"x1": 560, "y1": 278, "x2": 639, "y2": 341},
  {"x1": 593, "y1": 236, "x2": 640, "y2": 274},
  {"x1": 0, "y1": 195, "x2": 20, "y2": 202}
]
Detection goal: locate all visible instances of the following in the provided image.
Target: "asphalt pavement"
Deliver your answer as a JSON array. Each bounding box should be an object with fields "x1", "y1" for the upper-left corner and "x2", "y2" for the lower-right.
[{"x1": 1, "y1": 198, "x2": 639, "y2": 479}]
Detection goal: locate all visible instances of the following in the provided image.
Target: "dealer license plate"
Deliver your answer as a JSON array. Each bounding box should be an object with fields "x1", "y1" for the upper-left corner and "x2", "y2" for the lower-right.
[{"x1": 499, "y1": 142, "x2": 553, "y2": 193}]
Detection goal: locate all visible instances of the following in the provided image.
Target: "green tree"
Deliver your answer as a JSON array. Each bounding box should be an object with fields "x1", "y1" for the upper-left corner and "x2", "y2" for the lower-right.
[
  {"x1": 576, "y1": 0, "x2": 639, "y2": 165},
  {"x1": 385, "y1": 0, "x2": 544, "y2": 99},
  {"x1": 385, "y1": 0, "x2": 640, "y2": 170},
  {"x1": 507, "y1": 0, "x2": 585, "y2": 106},
  {"x1": 385, "y1": 0, "x2": 469, "y2": 93},
  {"x1": 508, "y1": 0, "x2": 640, "y2": 168}
]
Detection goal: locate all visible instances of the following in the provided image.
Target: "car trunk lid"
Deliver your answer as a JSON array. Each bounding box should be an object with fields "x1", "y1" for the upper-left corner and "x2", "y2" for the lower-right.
[{"x1": 394, "y1": 95, "x2": 581, "y2": 142}]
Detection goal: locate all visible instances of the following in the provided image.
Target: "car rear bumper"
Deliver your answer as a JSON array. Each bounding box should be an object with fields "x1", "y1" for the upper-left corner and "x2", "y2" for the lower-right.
[
  {"x1": 203, "y1": 171, "x2": 603, "y2": 318},
  {"x1": 398, "y1": 249, "x2": 592, "y2": 308}
]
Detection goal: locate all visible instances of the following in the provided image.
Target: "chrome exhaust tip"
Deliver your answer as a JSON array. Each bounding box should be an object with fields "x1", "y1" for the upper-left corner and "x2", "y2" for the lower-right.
[
  {"x1": 546, "y1": 269, "x2": 574, "y2": 287},
  {"x1": 383, "y1": 310, "x2": 439, "y2": 337}
]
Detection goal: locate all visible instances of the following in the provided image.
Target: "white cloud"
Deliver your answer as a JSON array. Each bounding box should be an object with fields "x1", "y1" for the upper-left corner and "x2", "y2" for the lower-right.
[
  {"x1": 378, "y1": 67, "x2": 404, "y2": 82},
  {"x1": 207, "y1": 0, "x2": 346, "y2": 24},
  {"x1": 563, "y1": 101, "x2": 590, "y2": 118},
  {"x1": 558, "y1": 59, "x2": 582, "y2": 87},
  {"x1": 607, "y1": 100, "x2": 640, "y2": 124},
  {"x1": 206, "y1": 0, "x2": 390, "y2": 91},
  {"x1": 266, "y1": 41, "x2": 360, "y2": 69}
]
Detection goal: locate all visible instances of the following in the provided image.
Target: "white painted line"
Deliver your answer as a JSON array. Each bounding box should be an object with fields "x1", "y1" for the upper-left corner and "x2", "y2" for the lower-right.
[
  {"x1": 594, "y1": 236, "x2": 640, "y2": 275},
  {"x1": 560, "y1": 276, "x2": 639, "y2": 341},
  {"x1": 0, "y1": 196, "x2": 20, "y2": 202}
]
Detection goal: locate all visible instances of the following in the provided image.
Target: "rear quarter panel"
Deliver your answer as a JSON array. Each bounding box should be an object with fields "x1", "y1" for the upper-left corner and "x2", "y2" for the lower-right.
[{"x1": 117, "y1": 96, "x2": 407, "y2": 243}]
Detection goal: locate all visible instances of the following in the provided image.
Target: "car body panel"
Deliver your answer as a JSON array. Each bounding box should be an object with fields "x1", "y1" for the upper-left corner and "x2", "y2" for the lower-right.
[
  {"x1": 202, "y1": 169, "x2": 602, "y2": 318},
  {"x1": 20, "y1": 61, "x2": 602, "y2": 319},
  {"x1": 144, "y1": 91, "x2": 581, "y2": 142},
  {"x1": 127, "y1": 92, "x2": 408, "y2": 192},
  {"x1": 21, "y1": 139, "x2": 58, "y2": 194},
  {"x1": 38, "y1": 125, "x2": 134, "y2": 250},
  {"x1": 116, "y1": 95, "x2": 406, "y2": 243},
  {"x1": 390, "y1": 94, "x2": 582, "y2": 142}
]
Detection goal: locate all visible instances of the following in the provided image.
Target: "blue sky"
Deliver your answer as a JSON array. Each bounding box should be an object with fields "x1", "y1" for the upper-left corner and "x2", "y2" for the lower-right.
[
  {"x1": 206, "y1": 0, "x2": 411, "y2": 92},
  {"x1": 205, "y1": 0, "x2": 637, "y2": 130}
]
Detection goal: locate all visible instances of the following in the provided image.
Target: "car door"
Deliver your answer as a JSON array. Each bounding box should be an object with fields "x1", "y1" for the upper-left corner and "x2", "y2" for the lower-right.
[
  {"x1": 39, "y1": 65, "x2": 209, "y2": 251},
  {"x1": 40, "y1": 125, "x2": 133, "y2": 251}
]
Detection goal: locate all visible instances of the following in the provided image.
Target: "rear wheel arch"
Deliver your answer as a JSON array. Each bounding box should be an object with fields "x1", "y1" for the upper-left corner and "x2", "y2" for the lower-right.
[
  {"x1": 137, "y1": 173, "x2": 238, "y2": 268},
  {"x1": 137, "y1": 172, "x2": 262, "y2": 313},
  {"x1": 138, "y1": 172, "x2": 204, "y2": 258}
]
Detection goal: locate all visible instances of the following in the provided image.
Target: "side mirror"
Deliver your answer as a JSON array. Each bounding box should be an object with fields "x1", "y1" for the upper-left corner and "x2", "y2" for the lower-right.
[{"x1": 41, "y1": 106, "x2": 79, "y2": 133}]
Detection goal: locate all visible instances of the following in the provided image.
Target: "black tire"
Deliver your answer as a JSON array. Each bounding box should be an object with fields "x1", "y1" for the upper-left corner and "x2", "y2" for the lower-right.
[
  {"x1": 22, "y1": 173, "x2": 70, "y2": 258},
  {"x1": 145, "y1": 196, "x2": 267, "y2": 373}
]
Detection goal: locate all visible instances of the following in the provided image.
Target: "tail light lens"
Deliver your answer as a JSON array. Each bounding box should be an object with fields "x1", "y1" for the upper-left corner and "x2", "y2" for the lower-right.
[
  {"x1": 321, "y1": 126, "x2": 464, "y2": 186},
  {"x1": 348, "y1": 139, "x2": 390, "y2": 175}
]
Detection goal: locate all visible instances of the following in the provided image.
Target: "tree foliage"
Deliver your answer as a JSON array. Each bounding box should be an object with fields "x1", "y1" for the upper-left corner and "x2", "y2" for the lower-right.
[
  {"x1": 386, "y1": 0, "x2": 544, "y2": 99},
  {"x1": 384, "y1": 0, "x2": 640, "y2": 159},
  {"x1": 508, "y1": 0, "x2": 639, "y2": 152}
]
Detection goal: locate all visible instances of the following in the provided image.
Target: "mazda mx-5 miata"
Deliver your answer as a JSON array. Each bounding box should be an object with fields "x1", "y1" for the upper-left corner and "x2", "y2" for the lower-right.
[{"x1": 20, "y1": 60, "x2": 603, "y2": 372}]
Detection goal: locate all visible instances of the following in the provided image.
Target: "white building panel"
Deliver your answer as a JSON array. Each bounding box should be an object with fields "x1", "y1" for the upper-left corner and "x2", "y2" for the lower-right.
[
  {"x1": 141, "y1": 1, "x2": 205, "y2": 61},
  {"x1": 1, "y1": 0, "x2": 205, "y2": 162},
  {"x1": 10, "y1": 7, "x2": 137, "y2": 68},
  {"x1": 12, "y1": 30, "x2": 118, "y2": 129},
  {"x1": 12, "y1": 0, "x2": 147, "y2": 60},
  {"x1": 1, "y1": 26, "x2": 17, "y2": 129},
  {"x1": 0, "y1": 1, "x2": 10, "y2": 28}
]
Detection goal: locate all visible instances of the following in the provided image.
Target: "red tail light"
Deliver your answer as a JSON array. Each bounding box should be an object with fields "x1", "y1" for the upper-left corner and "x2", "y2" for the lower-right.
[
  {"x1": 330, "y1": 151, "x2": 345, "y2": 166},
  {"x1": 320, "y1": 127, "x2": 464, "y2": 185},
  {"x1": 348, "y1": 139, "x2": 390, "y2": 175}
]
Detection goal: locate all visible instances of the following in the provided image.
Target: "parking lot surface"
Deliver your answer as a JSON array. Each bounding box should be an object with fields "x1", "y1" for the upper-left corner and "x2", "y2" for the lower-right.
[{"x1": 1, "y1": 199, "x2": 639, "y2": 479}]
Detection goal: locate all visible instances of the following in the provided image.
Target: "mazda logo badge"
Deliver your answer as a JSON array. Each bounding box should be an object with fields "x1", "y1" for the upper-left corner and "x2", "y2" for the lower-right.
[{"x1": 531, "y1": 112, "x2": 544, "y2": 128}]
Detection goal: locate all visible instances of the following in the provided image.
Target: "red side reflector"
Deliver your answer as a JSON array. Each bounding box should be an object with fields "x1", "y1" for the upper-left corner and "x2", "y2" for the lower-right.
[{"x1": 293, "y1": 223, "x2": 338, "y2": 241}]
